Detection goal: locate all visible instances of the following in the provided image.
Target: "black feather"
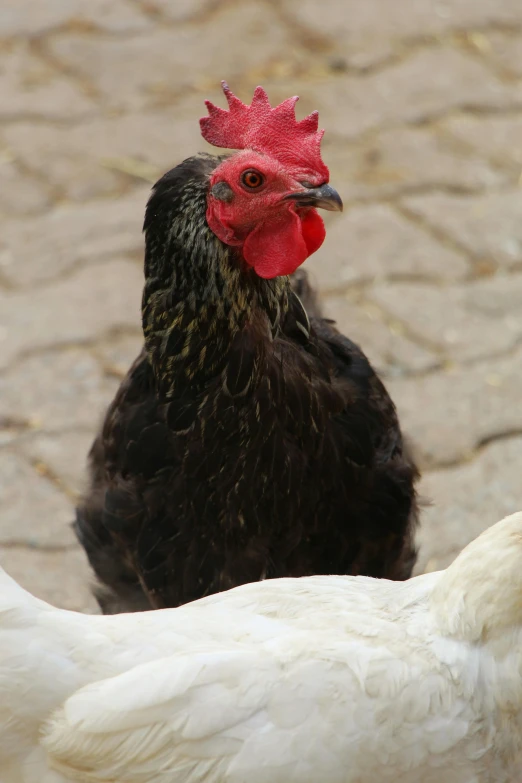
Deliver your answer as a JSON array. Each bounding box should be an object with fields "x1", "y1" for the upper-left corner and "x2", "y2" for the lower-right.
[{"x1": 75, "y1": 153, "x2": 420, "y2": 613}]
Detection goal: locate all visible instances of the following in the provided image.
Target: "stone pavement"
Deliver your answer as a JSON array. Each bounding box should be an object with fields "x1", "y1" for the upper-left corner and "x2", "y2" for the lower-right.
[{"x1": 1, "y1": 0, "x2": 521, "y2": 612}]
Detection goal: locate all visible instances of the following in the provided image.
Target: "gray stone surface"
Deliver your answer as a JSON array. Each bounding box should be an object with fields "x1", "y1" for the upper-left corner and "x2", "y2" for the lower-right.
[
  {"x1": 443, "y1": 113, "x2": 522, "y2": 169},
  {"x1": 415, "y1": 437, "x2": 522, "y2": 573},
  {"x1": 17, "y1": 430, "x2": 95, "y2": 497},
  {"x1": 403, "y1": 189, "x2": 522, "y2": 268},
  {"x1": 0, "y1": 451, "x2": 77, "y2": 548},
  {"x1": 370, "y1": 275, "x2": 522, "y2": 361},
  {"x1": 0, "y1": 156, "x2": 51, "y2": 216},
  {"x1": 486, "y1": 32, "x2": 522, "y2": 79},
  {"x1": 94, "y1": 333, "x2": 143, "y2": 379},
  {"x1": 306, "y1": 204, "x2": 468, "y2": 290},
  {"x1": 0, "y1": 0, "x2": 521, "y2": 610},
  {"x1": 327, "y1": 126, "x2": 506, "y2": 203},
  {"x1": 281, "y1": 0, "x2": 522, "y2": 68},
  {"x1": 0, "y1": 196, "x2": 146, "y2": 287},
  {"x1": 0, "y1": 192, "x2": 146, "y2": 286},
  {"x1": 387, "y1": 345, "x2": 522, "y2": 467},
  {"x1": 49, "y1": 4, "x2": 293, "y2": 110},
  {"x1": 0, "y1": 0, "x2": 151, "y2": 35},
  {"x1": 0, "y1": 261, "x2": 143, "y2": 368},
  {"x1": 321, "y1": 295, "x2": 439, "y2": 375},
  {"x1": 2, "y1": 105, "x2": 213, "y2": 202},
  {"x1": 0, "y1": 349, "x2": 119, "y2": 432},
  {"x1": 0, "y1": 546, "x2": 98, "y2": 612},
  {"x1": 265, "y1": 48, "x2": 522, "y2": 142},
  {"x1": 0, "y1": 42, "x2": 95, "y2": 121},
  {"x1": 147, "y1": 0, "x2": 216, "y2": 23}
]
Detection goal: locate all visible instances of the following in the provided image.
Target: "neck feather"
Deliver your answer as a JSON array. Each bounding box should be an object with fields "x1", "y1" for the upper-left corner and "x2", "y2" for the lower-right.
[{"x1": 142, "y1": 154, "x2": 290, "y2": 396}]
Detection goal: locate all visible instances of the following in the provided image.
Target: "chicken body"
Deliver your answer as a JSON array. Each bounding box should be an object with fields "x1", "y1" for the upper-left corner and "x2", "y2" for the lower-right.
[
  {"x1": 76, "y1": 155, "x2": 417, "y2": 612},
  {"x1": 2, "y1": 513, "x2": 522, "y2": 783},
  {"x1": 76, "y1": 154, "x2": 419, "y2": 613}
]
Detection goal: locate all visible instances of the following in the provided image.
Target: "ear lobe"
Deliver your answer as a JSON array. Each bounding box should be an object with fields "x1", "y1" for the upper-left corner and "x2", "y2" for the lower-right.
[
  {"x1": 210, "y1": 181, "x2": 234, "y2": 203},
  {"x1": 206, "y1": 202, "x2": 243, "y2": 246}
]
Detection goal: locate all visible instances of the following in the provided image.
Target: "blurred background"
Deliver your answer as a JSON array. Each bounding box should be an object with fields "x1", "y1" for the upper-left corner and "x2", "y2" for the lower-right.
[{"x1": 0, "y1": 0, "x2": 521, "y2": 611}]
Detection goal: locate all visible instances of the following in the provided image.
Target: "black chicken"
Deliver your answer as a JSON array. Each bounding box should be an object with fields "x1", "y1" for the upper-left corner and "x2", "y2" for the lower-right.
[{"x1": 76, "y1": 83, "x2": 419, "y2": 613}]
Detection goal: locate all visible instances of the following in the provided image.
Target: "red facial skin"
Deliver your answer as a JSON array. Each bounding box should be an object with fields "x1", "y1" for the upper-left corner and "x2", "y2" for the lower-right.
[{"x1": 206, "y1": 150, "x2": 327, "y2": 280}]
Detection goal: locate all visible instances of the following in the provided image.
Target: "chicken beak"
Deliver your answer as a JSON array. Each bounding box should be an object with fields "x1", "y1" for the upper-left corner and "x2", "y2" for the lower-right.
[{"x1": 284, "y1": 183, "x2": 343, "y2": 212}]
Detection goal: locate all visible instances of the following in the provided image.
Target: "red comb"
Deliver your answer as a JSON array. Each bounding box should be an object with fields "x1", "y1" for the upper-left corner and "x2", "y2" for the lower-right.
[{"x1": 200, "y1": 82, "x2": 329, "y2": 179}]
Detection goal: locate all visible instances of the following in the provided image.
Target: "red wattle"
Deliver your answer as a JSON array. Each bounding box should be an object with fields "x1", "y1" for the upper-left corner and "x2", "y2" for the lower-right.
[
  {"x1": 242, "y1": 209, "x2": 325, "y2": 279},
  {"x1": 301, "y1": 209, "x2": 326, "y2": 256}
]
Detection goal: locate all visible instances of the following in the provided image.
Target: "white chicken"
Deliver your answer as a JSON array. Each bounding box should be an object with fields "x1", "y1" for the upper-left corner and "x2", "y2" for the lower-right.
[{"x1": 1, "y1": 512, "x2": 522, "y2": 783}]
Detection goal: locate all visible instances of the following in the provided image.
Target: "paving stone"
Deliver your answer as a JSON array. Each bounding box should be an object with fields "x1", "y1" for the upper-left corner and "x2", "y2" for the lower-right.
[
  {"x1": 0, "y1": 41, "x2": 95, "y2": 121},
  {"x1": 49, "y1": 3, "x2": 293, "y2": 110},
  {"x1": 0, "y1": 260, "x2": 143, "y2": 369},
  {"x1": 443, "y1": 112, "x2": 522, "y2": 168},
  {"x1": 464, "y1": 272, "x2": 522, "y2": 317},
  {"x1": 282, "y1": 0, "x2": 522, "y2": 68},
  {"x1": 94, "y1": 332, "x2": 143, "y2": 379},
  {"x1": 370, "y1": 274, "x2": 522, "y2": 361},
  {"x1": 321, "y1": 295, "x2": 439, "y2": 375},
  {"x1": 0, "y1": 0, "x2": 150, "y2": 35},
  {"x1": 0, "y1": 155, "x2": 50, "y2": 215},
  {"x1": 0, "y1": 546, "x2": 99, "y2": 612},
  {"x1": 327, "y1": 125, "x2": 505, "y2": 202},
  {"x1": 485, "y1": 32, "x2": 522, "y2": 79},
  {"x1": 17, "y1": 429, "x2": 95, "y2": 497},
  {"x1": 0, "y1": 349, "x2": 118, "y2": 433},
  {"x1": 387, "y1": 345, "x2": 522, "y2": 467},
  {"x1": 263, "y1": 48, "x2": 521, "y2": 142},
  {"x1": 3, "y1": 105, "x2": 213, "y2": 202},
  {"x1": 306, "y1": 204, "x2": 468, "y2": 290},
  {"x1": 147, "y1": 0, "x2": 215, "y2": 22},
  {"x1": 1, "y1": 0, "x2": 521, "y2": 613},
  {"x1": 0, "y1": 450, "x2": 76, "y2": 547},
  {"x1": 403, "y1": 189, "x2": 522, "y2": 267},
  {"x1": 0, "y1": 190, "x2": 147, "y2": 286},
  {"x1": 415, "y1": 437, "x2": 522, "y2": 574}
]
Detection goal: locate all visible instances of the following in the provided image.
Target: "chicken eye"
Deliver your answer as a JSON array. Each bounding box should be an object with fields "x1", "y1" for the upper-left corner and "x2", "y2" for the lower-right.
[{"x1": 241, "y1": 169, "x2": 265, "y2": 189}]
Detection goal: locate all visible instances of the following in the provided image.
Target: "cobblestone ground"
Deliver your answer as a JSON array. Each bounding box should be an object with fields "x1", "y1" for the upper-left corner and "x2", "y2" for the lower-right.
[{"x1": 1, "y1": 0, "x2": 521, "y2": 612}]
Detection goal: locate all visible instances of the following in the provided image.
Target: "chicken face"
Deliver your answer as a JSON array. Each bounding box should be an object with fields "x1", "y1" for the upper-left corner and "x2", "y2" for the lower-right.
[
  {"x1": 200, "y1": 82, "x2": 342, "y2": 279},
  {"x1": 206, "y1": 149, "x2": 342, "y2": 279}
]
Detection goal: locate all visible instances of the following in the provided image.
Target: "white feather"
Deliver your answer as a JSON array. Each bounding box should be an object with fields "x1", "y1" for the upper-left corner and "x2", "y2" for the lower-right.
[{"x1": 1, "y1": 513, "x2": 522, "y2": 782}]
